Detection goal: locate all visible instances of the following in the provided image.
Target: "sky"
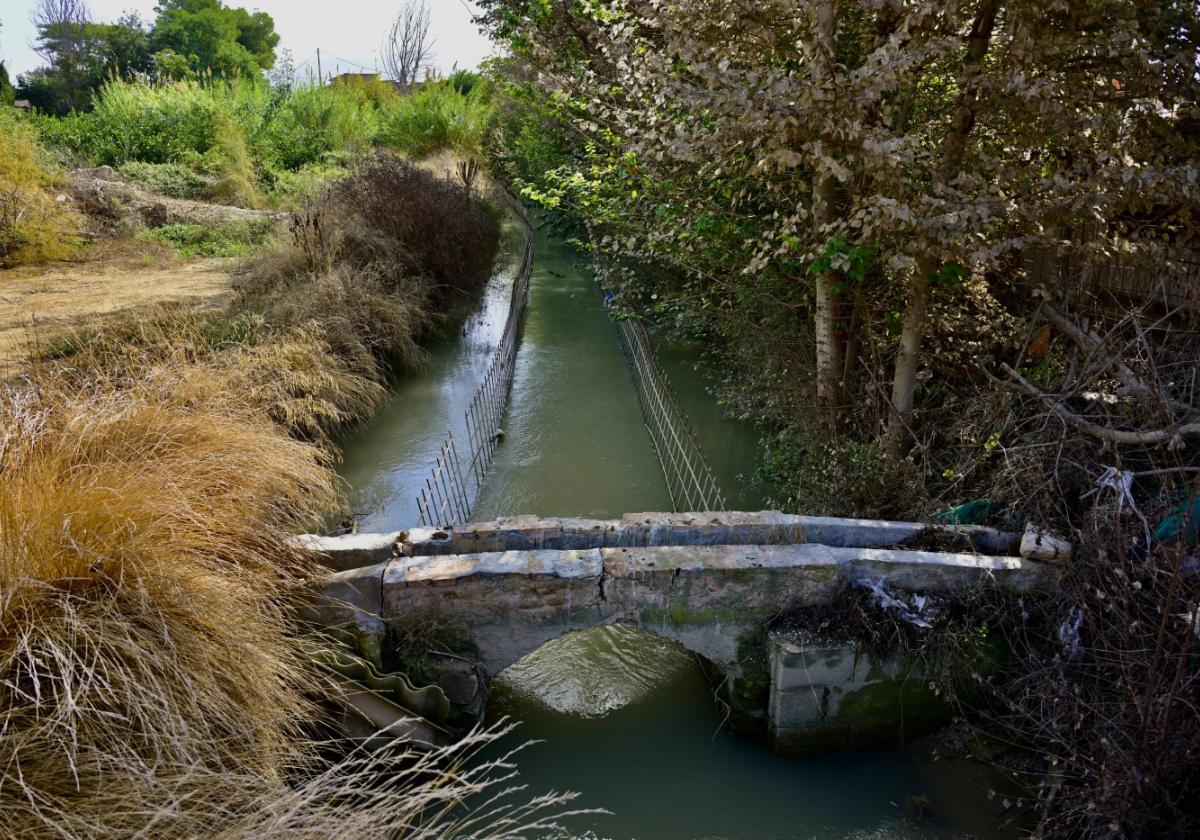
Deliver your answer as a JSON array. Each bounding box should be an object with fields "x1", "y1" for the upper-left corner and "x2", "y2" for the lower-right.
[{"x1": 0, "y1": 0, "x2": 495, "y2": 80}]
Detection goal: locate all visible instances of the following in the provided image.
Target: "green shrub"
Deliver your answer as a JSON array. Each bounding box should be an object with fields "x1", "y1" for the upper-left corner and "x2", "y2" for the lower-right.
[
  {"x1": 117, "y1": 162, "x2": 212, "y2": 199},
  {"x1": 141, "y1": 218, "x2": 275, "y2": 258},
  {"x1": 262, "y1": 83, "x2": 381, "y2": 171},
  {"x1": 264, "y1": 159, "x2": 349, "y2": 209},
  {"x1": 377, "y1": 82, "x2": 493, "y2": 159},
  {"x1": 35, "y1": 80, "x2": 273, "y2": 170},
  {"x1": 0, "y1": 109, "x2": 83, "y2": 266},
  {"x1": 207, "y1": 106, "x2": 263, "y2": 208}
]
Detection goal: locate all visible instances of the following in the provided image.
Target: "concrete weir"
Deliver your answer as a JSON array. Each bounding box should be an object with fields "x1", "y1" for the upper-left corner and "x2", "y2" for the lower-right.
[{"x1": 301, "y1": 512, "x2": 1062, "y2": 752}]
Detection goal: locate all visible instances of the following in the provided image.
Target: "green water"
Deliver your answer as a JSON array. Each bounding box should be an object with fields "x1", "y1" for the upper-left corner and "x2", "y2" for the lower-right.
[
  {"x1": 489, "y1": 626, "x2": 984, "y2": 840},
  {"x1": 337, "y1": 223, "x2": 1012, "y2": 839},
  {"x1": 337, "y1": 220, "x2": 524, "y2": 532}
]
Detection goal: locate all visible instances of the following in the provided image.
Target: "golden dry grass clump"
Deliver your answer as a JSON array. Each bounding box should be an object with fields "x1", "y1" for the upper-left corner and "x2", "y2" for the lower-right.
[
  {"x1": 0, "y1": 364, "x2": 586, "y2": 838},
  {"x1": 0, "y1": 364, "x2": 338, "y2": 837}
]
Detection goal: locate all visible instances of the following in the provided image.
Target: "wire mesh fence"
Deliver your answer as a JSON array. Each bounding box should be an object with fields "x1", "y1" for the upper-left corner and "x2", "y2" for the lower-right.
[
  {"x1": 615, "y1": 315, "x2": 727, "y2": 513},
  {"x1": 417, "y1": 200, "x2": 534, "y2": 528}
]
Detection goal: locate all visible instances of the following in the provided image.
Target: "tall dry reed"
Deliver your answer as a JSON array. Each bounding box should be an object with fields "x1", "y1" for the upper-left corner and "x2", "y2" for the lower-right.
[{"x1": 0, "y1": 363, "x2": 336, "y2": 836}]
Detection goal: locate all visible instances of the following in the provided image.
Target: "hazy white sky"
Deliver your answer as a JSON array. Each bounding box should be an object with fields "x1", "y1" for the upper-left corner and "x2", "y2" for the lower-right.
[{"x1": 0, "y1": 0, "x2": 495, "y2": 79}]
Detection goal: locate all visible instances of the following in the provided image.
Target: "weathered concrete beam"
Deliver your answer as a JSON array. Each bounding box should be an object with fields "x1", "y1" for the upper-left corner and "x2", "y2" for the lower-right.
[
  {"x1": 297, "y1": 532, "x2": 403, "y2": 572},
  {"x1": 299, "y1": 512, "x2": 1030, "y2": 571},
  {"x1": 332, "y1": 543, "x2": 1057, "y2": 675}
]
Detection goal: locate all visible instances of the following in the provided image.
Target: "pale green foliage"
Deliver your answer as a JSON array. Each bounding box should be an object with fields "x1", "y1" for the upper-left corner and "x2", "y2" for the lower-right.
[
  {"x1": 0, "y1": 108, "x2": 83, "y2": 266},
  {"x1": 379, "y1": 81, "x2": 494, "y2": 159}
]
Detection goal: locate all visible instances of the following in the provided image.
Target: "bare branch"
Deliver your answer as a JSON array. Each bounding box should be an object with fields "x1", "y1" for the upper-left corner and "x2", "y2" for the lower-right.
[
  {"x1": 1038, "y1": 302, "x2": 1198, "y2": 421},
  {"x1": 381, "y1": 0, "x2": 435, "y2": 88},
  {"x1": 31, "y1": 0, "x2": 91, "y2": 61},
  {"x1": 999, "y1": 363, "x2": 1200, "y2": 448}
]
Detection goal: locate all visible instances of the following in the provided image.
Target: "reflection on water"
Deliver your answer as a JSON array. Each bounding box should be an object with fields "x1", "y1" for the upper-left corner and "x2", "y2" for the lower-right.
[
  {"x1": 337, "y1": 221, "x2": 522, "y2": 531},
  {"x1": 471, "y1": 224, "x2": 671, "y2": 519},
  {"x1": 339, "y1": 221, "x2": 1015, "y2": 840},
  {"x1": 489, "y1": 626, "x2": 967, "y2": 840}
]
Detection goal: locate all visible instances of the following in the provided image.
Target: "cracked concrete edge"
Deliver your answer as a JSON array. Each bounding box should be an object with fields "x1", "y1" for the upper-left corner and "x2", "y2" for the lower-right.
[
  {"x1": 298, "y1": 512, "x2": 1034, "y2": 570},
  {"x1": 348, "y1": 543, "x2": 1057, "y2": 599}
]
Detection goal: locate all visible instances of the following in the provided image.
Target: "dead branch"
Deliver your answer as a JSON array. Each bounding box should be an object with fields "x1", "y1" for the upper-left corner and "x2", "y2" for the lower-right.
[
  {"x1": 381, "y1": 0, "x2": 435, "y2": 88},
  {"x1": 999, "y1": 363, "x2": 1200, "y2": 449},
  {"x1": 1039, "y1": 303, "x2": 1197, "y2": 420}
]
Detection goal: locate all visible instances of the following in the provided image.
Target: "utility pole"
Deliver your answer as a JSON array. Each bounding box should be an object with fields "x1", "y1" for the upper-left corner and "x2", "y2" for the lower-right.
[{"x1": 316, "y1": 48, "x2": 323, "y2": 85}]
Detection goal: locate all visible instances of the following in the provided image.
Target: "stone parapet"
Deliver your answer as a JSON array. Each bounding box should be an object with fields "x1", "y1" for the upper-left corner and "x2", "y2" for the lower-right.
[{"x1": 300, "y1": 511, "x2": 1032, "y2": 571}]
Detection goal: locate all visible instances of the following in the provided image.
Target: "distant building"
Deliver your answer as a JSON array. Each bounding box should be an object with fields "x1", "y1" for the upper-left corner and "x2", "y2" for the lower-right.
[
  {"x1": 327, "y1": 71, "x2": 423, "y2": 95},
  {"x1": 329, "y1": 72, "x2": 380, "y2": 87}
]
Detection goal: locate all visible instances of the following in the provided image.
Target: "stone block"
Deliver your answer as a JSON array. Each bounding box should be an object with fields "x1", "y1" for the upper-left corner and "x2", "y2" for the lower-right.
[
  {"x1": 845, "y1": 547, "x2": 1056, "y2": 592},
  {"x1": 296, "y1": 532, "x2": 402, "y2": 571},
  {"x1": 1021, "y1": 523, "x2": 1072, "y2": 564},
  {"x1": 401, "y1": 527, "x2": 455, "y2": 556},
  {"x1": 767, "y1": 631, "x2": 949, "y2": 755},
  {"x1": 559, "y1": 517, "x2": 622, "y2": 548}
]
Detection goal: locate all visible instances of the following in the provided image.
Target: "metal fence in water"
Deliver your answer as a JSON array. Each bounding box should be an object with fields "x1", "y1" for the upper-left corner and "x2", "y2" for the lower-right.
[
  {"x1": 416, "y1": 202, "x2": 534, "y2": 528},
  {"x1": 615, "y1": 315, "x2": 728, "y2": 513},
  {"x1": 416, "y1": 199, "x2": 726, "y2": 526}
]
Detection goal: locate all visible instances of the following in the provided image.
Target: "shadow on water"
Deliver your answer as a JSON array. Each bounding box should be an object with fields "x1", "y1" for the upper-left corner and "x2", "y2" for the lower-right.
[
  {"x1": 336, "y1": 219, "x2": 523, "y2": 532},
  {"x1": 655, "y1": 338, "x2": 770, "y2": 511},
  {"x1": 470, "y1": 224, "x2": 671, "y2": 519}
]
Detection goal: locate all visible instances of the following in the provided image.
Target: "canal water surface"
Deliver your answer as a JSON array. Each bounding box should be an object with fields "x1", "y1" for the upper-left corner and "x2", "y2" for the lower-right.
[{"x1": 336, "y1": 219, "x2": 1010, "y2": 839}]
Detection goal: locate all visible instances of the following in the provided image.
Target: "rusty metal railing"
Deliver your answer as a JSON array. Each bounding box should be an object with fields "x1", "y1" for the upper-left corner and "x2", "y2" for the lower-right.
[{"x1": 417, "y1": 198, "x2": 534, "y2": 528}]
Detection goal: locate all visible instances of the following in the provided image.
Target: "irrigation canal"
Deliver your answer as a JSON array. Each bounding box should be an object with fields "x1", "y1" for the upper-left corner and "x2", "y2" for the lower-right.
[{"x1": 337, "y1": 217, "x2": 1014, "y2": 839}]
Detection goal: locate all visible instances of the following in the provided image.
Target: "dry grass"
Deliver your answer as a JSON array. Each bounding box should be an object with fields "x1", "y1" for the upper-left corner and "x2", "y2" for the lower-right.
[
  {"x1": 0, "y1": 143, "x2": 539, "y2": 837},
  {"x1": 0, "y1": 364, "x2": 336, "y2": 837},
  {"x1": 0, "y1": 366, "x2": 583, "y2": 838},
  {"x1": 222, "y1": 325, "x2": 387, "y2": 445}
]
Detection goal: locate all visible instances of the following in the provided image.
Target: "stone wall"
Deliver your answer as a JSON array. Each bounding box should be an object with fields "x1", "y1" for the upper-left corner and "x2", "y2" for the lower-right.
[
  {"x1": 309, "y1": 530, "x2": 1060, "y2": 748},
  {"x1": 302, "y1": 512, "x2": 1063, "y2": 752},
  {"x1": 768, "y1": 633, "x2": 950, "y2": 753}
]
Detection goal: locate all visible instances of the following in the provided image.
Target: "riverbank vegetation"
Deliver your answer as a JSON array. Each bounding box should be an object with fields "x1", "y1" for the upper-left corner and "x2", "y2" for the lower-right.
[
  {"x1": 0, "y1": 10, "x2": 547, "y2": 823},
  {"x1": 478, "y1": 1, "x2": 1200, "y2": 834}
]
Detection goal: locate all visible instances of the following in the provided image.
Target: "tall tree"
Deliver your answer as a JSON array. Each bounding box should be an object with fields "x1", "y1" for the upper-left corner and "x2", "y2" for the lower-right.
[
  {"x1": 151, "y1": 0, "x2": 278, "y2": 79},
  {"x1": 810, "y1": 2, "x2": 844, "y2": 434},
  {"x1": 885, "y1": 0, "x2": 1000, "y2": 462},
  {"x1": 30, "y1": 0, "x2": 92, "y2": 112},
  {"x1": 20, "y1": 10, "x2": 151, "y2": 114},
  {"x1": 479, "y1": 0, "x2": 1199, "y2": 479}
]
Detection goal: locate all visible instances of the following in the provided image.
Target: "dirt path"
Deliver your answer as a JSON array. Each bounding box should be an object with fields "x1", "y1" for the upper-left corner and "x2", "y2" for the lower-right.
[{"x1": 0, "y1": 247, "x2": 235, "y2": 374}]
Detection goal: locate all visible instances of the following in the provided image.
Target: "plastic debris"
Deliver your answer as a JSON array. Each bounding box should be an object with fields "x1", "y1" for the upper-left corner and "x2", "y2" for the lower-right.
[
  {"x1": 856, "y1": 578, "x2": 936, "y2": 629},
  {"x1": 1152, "y1": 492, "x2": 1200, "y2": 552},
  {"x1": 1095, "y1": 467, "x2": 1137, "y2": 513},
  {"x1": 1058, "y1": 607, "x2": 1084, "y2": 660},
  {"x1": 935, "y1": 498, "x2": 1006, "y2": 526}
]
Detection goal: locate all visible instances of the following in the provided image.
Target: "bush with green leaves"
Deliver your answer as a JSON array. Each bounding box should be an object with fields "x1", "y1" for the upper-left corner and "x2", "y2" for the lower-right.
[
  {"x1": 117, "y1": 162, "x2": 212, "y2": 199},
  {"x1": 141, "y1": 217, "x2": 275, "y2": 258},
  {"x1": 378, "y1": 81, "x2": 493, "y2": 160},
  {"x1": 33, "y1": 77, "x2": 493, "y2": 212},
  {"x1": 261, "y1": 83, "x2": 381, "y2": 171}
]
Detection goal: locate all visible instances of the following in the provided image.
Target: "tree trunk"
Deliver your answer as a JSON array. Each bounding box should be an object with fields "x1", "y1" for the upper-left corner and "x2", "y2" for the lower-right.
[
  {"x1": 886, "y1": 255, "x2": 935, "y2": 461},
  {"x1": 885, "y1": 0, "x2": 1000, "y2": 461},
  {"x1": 812, "y1": 1, "x2": 843, "y2": 435}
]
